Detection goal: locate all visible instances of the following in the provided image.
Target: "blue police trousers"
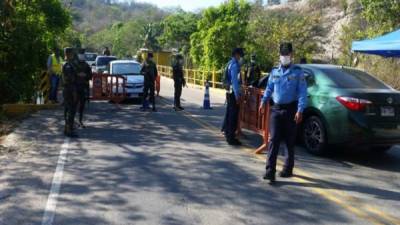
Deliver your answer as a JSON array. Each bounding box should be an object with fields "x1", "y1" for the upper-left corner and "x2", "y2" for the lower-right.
[
  {"x1": 266, "y1": 102, "x2": 297, "y2": 173},
  {"x1": 224, "y1": 93, "x2": 239, "y2": 141}
]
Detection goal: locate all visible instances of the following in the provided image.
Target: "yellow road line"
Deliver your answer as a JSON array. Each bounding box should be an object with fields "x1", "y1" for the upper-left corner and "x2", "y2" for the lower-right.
[{"x1": 159, "y1": 98, "x2": 400, "y2": 225}]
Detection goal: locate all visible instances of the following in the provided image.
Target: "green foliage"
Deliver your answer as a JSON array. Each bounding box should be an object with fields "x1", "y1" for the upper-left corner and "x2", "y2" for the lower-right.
[
  {"x1": 359, "y1": 0, "x2": 400, "y2": 33},
  {"x1": 0, "y1": 0, "x2": 71, "y2": 104},
  {"x1": 338, "y1": 0, "x2": 400, "y2": 89},
  {"x1": 190, "y1": 0, "x2": 251, "y2": 69},
  {"x1": 159, "y1": 11, "x2": 199, "y2": 53},
  {"x1": 142, "y1": 23, "x2": 163, "y2": 52},
  {"x1": 246, "y1": 9, "x2": 322, "y2": 71}
]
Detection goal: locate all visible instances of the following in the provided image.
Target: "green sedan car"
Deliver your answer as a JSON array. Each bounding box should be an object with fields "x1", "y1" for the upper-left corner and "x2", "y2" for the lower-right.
[{"x1": 296, "y1": 64, "x2": 400, "y2": 155}]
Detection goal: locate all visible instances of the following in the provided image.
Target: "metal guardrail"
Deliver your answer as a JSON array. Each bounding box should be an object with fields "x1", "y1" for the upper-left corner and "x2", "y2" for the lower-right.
[{"x1": 157, "y1": 65, "x2": 224, "y2": 88}]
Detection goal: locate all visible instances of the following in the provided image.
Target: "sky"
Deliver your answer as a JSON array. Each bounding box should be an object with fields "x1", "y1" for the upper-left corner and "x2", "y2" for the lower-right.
[{"x1": 133, "y1": 0, "x2": 227, "y2": 11}]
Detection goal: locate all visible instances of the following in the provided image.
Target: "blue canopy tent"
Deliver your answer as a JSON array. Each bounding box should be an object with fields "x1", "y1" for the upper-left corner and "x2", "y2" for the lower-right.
[{"x1": 351, "y1": 29, "x2": 400, "y2": 57}]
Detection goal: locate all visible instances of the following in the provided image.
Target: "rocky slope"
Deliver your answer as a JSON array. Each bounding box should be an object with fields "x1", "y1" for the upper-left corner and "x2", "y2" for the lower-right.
[{"x1": 266, "y1": 0, "x2": 361, "y2": 61}]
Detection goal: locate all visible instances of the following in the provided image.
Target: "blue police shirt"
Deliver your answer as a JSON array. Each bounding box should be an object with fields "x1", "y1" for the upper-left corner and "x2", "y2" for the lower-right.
[
  {"x1": 228, "y1": 58, "x2": 241, "y2": 99},
  {"x1": 261, "y1": 64, "x2": 307, "y2": 113}
]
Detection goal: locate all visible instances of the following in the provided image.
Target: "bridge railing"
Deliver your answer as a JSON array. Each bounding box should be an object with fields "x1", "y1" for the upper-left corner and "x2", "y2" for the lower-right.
[{"x1": 157, "y1": 65, "x2": 223, "y2": 88}]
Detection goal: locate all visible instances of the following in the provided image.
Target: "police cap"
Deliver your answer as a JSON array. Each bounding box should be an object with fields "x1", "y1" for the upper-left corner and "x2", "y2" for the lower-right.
[
  {"x1": 64, "y1": 47, "x2": 74, "y2": 55},
  {"x1": 280, "y1": 42, "x2": 293, "y2": 55},
  {"x1": 232, "y1": 48, "x2": 244, "y2": 57}
]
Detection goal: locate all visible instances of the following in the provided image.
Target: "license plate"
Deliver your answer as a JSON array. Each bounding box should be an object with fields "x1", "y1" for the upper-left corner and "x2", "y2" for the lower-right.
[{"x1": 381, "y1": 106, "x2": 395, "y2": 117}]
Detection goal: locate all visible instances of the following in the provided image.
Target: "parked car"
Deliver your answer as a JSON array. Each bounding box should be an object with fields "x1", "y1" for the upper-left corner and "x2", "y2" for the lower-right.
[
  {"x1": 294, "y1": 64, "x2": 400, "y2": 154},
  {"x1": 84, "y1": 52, "x2": 97, "y2": 68},
  {"x1": 109, "y1": 60, "x2": 144, "y2": 98},
  {"x1": 94, "y1": 56, "x2": 117, "y2": 74}
]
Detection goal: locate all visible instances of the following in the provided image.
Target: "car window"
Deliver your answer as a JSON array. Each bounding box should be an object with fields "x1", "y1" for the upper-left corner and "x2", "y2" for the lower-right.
[
  {"x1": 85, "y1": 54, "x2": 97, "y2": 61},
  {"x1": 112, "y1": 63, "x2": 141, "y2": 75},
  {"x1": 302, "y1": 69, "x2": 315, "y2": 86},
  {"x1": 97, "y1": 57, "x2": 117, "y2": 66},
  {"x1": 320, "y1": 68, "x2": 390, "y2": 89}
]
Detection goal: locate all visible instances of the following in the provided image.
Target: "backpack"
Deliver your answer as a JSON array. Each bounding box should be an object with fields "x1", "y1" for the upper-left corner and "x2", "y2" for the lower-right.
[{"x1": 222, "y1": 61, "x2": 232, "y2": 90}]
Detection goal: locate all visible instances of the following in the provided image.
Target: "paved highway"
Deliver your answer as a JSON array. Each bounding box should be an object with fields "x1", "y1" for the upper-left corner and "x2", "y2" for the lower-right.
[{"x1": 0, "y1": 77, "x2": 399, "y2": 225}]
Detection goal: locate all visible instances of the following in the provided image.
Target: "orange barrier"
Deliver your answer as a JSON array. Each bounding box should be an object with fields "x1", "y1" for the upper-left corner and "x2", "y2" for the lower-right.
[
  {"x1": 155, "y1": 74, "x2": 161, "y2": 96},
  {"x1": 91, "y1": 73, "x2": 127, "y2": 104},
  {"x1": 238, "y1": 86, "x2": 270, "y2": 154}
]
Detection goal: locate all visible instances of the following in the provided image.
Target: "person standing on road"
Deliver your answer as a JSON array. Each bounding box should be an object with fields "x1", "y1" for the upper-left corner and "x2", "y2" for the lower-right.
[
  {"x1": 141, "y1": 52, "x2": 158, "y2": 112},
  {"x1": 103, "y1": 47, "x2": 111, "y2": 56},
  {"x1": 47, "y1": 47, "x2": 63, "y2": 103},
  {"x1": 223, "y1": 48, "x2": 244, "y2": 146},
  {"x1": 259, "y1": 43, "x2": 307, "y2": 183},
  {"x1": 76, "y1": 48, "x2": 93, "y2": 128},
  {"x1": 62, "y1": 47, "x2": 79, "y2": 138},
  {"x1": 245, "y1": 53, "x2": 262, "y2": 86},
  {"x1": 172, "y1": 54, "x2": 186, "y2": 111}
]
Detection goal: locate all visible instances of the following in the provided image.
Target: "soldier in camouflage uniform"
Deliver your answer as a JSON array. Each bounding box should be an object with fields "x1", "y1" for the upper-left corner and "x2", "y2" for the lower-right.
[{"x1": 62, "y1": 47, "x2": 79, "y2": 138}]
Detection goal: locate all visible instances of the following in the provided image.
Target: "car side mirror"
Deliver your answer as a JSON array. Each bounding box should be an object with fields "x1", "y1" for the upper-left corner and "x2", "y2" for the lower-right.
[{"x1": 305, "y1": 74, "x2": 315, "y2": 86}]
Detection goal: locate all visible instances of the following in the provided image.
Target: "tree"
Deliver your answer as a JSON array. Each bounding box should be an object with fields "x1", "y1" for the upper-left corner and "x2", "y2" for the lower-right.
[
  {"x1": 189, "y1": 0, "x2": 251, "y2": 69},
  {"x1": 142, "y1": 23, "x2": 163, "y2": 52},
  {"x1": 0, "y1": 0, "x2": 71, "y2": 104},
  {"x1": 245, "y1": 9, "x2": 322, "y2": 70},
  {"x1": 359, "y1": 0, "x2": 400, "y2": 35},
  {"x1": 159, "y1": 11, "x2": 199, "y2": 53}
]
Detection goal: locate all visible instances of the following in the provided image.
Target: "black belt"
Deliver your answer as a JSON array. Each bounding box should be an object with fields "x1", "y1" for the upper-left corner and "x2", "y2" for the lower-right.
[{"x1": 272, "y1": 101, "x2": 298, "y2": 110}]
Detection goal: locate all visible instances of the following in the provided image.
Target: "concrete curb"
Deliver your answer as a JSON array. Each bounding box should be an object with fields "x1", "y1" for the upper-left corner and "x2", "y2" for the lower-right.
[{"x1": 2, "y1": 104, "x2": 60, "y2": 117}]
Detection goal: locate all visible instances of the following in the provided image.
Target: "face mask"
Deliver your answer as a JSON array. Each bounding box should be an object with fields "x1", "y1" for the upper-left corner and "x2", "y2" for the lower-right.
[
  {"x1": 280, "y1": 55, "x2": 291, "y2": 66},
  {"x1": 78, "y1": 54, "x2": 85, "y2": 61},
  {"x1": 238, "y1": 58, "x2": 244, "y2": 66},
  {"x1": 251, "y1": 59, "x2": 256, "y2": 64}
]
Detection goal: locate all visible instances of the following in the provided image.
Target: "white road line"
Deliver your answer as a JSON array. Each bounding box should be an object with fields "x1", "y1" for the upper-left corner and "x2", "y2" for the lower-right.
[{"x1": 41, "y1": 137, "x2": 70, "y2": 225}]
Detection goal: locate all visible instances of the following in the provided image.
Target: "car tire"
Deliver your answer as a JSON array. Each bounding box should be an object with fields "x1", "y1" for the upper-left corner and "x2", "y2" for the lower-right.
[
  {"x1": 371, "y1": 146, "x2": 392, "y2": 155},
  {"x1": 303, "y1": 116, "x2": 327, "y2": 155}
]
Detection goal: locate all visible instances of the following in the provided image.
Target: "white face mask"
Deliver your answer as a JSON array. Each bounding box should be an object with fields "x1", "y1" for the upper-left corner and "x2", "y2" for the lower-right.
[
  {"x1": 238, "y1": 58, "x2": 244, "y2": 66},
  {"x1": 280, "y1": 55, "x2": 291, "y2": 66},
  {"x1": 78, "y1": 54, "x2": 85, "y2": 61}
]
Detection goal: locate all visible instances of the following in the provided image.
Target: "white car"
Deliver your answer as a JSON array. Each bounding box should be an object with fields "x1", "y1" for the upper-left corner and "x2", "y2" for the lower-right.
[
  {"x1": 109, "y1": 60, "x2": 144, "y2": 98},
  {"x1": 84, "y1": 52, "x2": 97, "y2": 68}
]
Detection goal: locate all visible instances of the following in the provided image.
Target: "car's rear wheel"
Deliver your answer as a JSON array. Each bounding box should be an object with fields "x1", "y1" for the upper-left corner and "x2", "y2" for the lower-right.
[
  {"x1": 371, "y1": 146, "x2": 392, "y2": 155},
  {"x1": 303, "y1": 116, "x2": 327, "y2": 155}
]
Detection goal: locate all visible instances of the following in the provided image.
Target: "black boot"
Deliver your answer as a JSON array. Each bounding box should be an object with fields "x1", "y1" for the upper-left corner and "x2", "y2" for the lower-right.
[
  {"x1": 79, "y1": 121, "x2": 86, "y2": 129},
  {"x1": 227, "y1": 138, "x2": 242, "y2": 146},
  {"x1": 263, "y1": 171, "x2": 276, "y2": 184},
  {"x1": 279, "y1": 169, "x2": 293, "y2": 178}
]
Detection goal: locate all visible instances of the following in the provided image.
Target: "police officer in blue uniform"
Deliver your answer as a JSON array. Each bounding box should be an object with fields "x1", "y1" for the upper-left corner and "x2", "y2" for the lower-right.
[
  {"x1": 259, "y1": 43, "x2": 307, "y2": 183},
  {"x1": 223, "y1": 48, "x2": 244, "y2": 146}
]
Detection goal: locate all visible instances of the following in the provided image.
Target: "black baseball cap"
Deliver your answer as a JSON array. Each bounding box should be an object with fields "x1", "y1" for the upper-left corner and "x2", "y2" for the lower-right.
[
  {"x1": 148, "y1": 52, "x2": 154, "y2": 58},
  {"x1": 64, "y1": 47, "x2": 75, "y2": 55},
  {"x1": 232, "y1": 48, "x2": 244, "y2": 57},
  {"x1": 280, "y1": 42, "x2": 293, "y2": 55}
]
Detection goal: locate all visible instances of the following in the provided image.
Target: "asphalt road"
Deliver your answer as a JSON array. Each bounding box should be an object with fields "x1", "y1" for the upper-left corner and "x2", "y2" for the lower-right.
[{"x1": 0, "y1": 77, "x2": 399, "y2": 225}]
